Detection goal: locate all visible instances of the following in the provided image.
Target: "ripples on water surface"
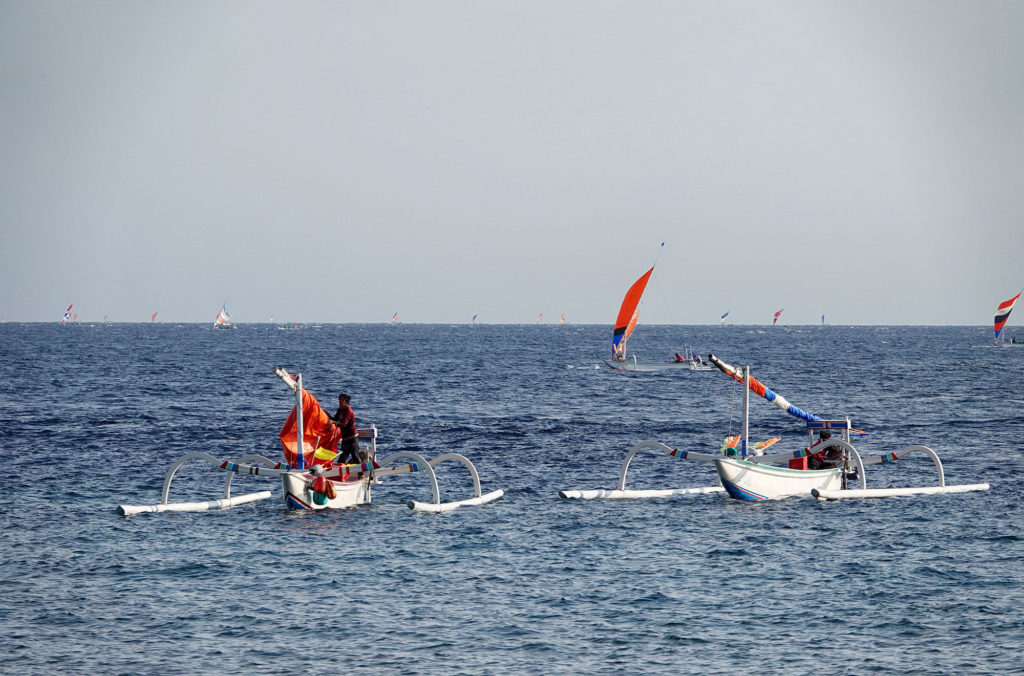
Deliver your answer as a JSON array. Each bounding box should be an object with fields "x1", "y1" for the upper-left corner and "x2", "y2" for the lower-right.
[{"x1": 1, "y1": 323, "x2": 1022, "y2": 674}]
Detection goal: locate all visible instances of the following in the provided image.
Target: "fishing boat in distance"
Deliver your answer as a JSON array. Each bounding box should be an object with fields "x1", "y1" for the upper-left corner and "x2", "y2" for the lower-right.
[
  {"x1": 560, "y1": 354, "x2": 988, "y2": 502},
  {"x1": 118, "y1": 368, "x2": 503, "y2": 515},
  {"x1": 213, "y1": 304, "x2": 236, "y2": 329},
  {"x1": 606, "y1": 346, "x2": 712, "y2": 372},
  {"x1": 992, "y1": 289, "x2": 1022, "y2": 346},
  {"x1": 604, "y1": 265, "x2": 709, "y2": 371}
]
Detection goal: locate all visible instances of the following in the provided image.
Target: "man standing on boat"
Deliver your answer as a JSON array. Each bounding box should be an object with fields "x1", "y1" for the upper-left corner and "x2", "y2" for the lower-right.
[{"x1": 330, "y1": 393, "x2": 361, "y2": 464}]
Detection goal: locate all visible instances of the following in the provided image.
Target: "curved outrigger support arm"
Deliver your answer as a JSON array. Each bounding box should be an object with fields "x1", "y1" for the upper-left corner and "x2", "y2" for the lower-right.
[
  {"x1": 223, "y1": 454, "x2": 283, "y2": 499},
  {"x1": 559, "y1": 440, "x2": 724, "y2": 500},
  {"x1": 857, "y1": 444, "x2": 945, "y2": 485},
  {"x1": 618, "y1": 440, "x2": 720, "y2": 491},
  {"x1": 161, "y1": 452, "x2": 224, "y2": 504},
  {"x1": 375, "y1": 451, "x2": 503, "y2": 513},
  {"x1": 429, "y1": 453, "x2": 484, "y2": 497},
  {"x1": 375, "y1": 451, "x2": 441, "y2": 503},
  {"x1": 118, "y1": 452, "x2": 273, "y2": 516}
]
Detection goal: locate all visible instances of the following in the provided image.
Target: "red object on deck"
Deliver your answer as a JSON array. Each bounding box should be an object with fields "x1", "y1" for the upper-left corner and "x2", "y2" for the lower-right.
[{"x1": 789, "y1": 457, "x2": 808, "y2": 470}]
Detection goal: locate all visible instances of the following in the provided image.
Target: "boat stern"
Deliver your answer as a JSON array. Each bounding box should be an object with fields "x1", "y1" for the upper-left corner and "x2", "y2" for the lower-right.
[{"x1": 281, "y1": 471, "x2": 369, "y2": 510}]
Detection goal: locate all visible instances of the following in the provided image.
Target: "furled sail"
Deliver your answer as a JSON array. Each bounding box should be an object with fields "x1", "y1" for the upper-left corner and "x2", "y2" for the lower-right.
[
  {"x1": 994, "y1": 290, "x2": 1021, "y2": 339},
  {"x1": 708, "y1": 354, "x2": 821, "y2": 423},
  {"x1": 612, "y1": 267, "x2": 653, "y2": 358},
  {"x1": 279, "y1": 390, "x2": 341, "y2": 468}
]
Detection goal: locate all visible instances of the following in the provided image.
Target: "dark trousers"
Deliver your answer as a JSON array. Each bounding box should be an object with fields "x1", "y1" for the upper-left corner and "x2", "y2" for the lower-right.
[{"x1": 338, "y1": 438, "x2": 360, "y2": 464}]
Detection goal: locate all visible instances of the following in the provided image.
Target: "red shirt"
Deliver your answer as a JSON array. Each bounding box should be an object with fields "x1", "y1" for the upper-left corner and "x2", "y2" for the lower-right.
[{"x1": 332, "y1": 404, "x2": 357, "y2": 439}]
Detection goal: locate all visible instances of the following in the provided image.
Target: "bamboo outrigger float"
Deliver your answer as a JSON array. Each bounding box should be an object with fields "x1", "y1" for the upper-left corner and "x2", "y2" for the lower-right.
[
  {"x1": 118, "y1": 368, "x2": 503, "y2": 516},
  {"x1": 559, "y1": 354, "x2": 989, "y2": 502}
]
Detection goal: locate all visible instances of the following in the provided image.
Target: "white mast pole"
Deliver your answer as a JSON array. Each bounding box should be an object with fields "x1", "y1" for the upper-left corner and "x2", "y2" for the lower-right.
[
  {"x1": 295, "y1": 373, "x2": 305, "y2": 470},
  {"x1": 741, "y1": 366, "x2": 750, "y2": 457}
]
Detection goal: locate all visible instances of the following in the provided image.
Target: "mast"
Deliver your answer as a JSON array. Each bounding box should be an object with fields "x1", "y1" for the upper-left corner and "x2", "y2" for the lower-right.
[
  {"x1": 741, "y1": 366, "x2": 750, "y2": 457},
  {"x1": 295, "y1": 373, "x2": 305, "y2": 470},
  {"x1": 274, "y1": 367, "x2": 306, "y2": 470}
]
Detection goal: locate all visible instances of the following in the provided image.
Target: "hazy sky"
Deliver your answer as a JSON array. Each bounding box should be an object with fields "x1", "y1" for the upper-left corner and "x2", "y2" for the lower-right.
[{"x1": 2, "y1": 1, "x2": 1022, "y2": 325}]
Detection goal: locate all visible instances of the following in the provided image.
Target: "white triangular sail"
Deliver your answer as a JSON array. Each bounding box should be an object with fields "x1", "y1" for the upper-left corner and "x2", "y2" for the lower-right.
[{"x1": 214, "y1": 305, "x2": 234, "y2": 329}]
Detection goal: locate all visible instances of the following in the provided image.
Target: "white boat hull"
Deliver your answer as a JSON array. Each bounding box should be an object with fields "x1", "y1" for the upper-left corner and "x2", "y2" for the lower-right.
[
  {"x1": 605, "y1": 359, "x2": 711, "y2": 372},
  {"x1": 281, "y1": 471, "x2": 370, "y2": 510},
  {"x1": 714, "y1": 458, "x2": 842, "y2": 500}
]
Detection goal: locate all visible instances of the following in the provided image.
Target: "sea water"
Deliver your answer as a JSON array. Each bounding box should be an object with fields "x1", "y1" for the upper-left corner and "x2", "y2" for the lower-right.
[{"x1": 0, "y1": 323, "x2": 1021, "y2": 674}]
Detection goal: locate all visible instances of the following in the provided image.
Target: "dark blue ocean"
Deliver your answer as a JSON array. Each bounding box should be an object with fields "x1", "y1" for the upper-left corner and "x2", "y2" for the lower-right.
[{"x1": 1, "y1": 323, "x2": 1022, "y2": 674}]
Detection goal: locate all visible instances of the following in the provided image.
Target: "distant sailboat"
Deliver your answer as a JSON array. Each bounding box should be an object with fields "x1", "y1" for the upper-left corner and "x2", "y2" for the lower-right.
[
  {"x1": 151, "y1": 311, "x2": 159, "y2": 323},
  {"x1": 604, "y1": 264, "x2": 709, "y2": 372},
  {"x1": 821, "y1": 314, "x2": 825, "y2": 326},
  {"x1": 391, "y1": 312, "x2": 399, "y2": 324},
  {"x1": 994, "y1": 289, "x2": 1022, "y2": 344},
  {"x1": 720, "y1": 311, "x2": 730, "y2": 325},
  {"x1": 772, "y1": 309, "x2": 783, "y2": 326},
  {"x1": 536, "y1": 313, "x2": 544, "y2": 324},
  {"x1": 559, "y1": 313, "x2": 566, "y2": 325},
  {"x1": 61, "y1": 304, "x2": 73, "y2": 325},
  {"x1": 213, "y1": 304, "x2": 236, "y2": 329},
  {"x1": 472, "y1": 314, "x2": 478, "y2": 325}
]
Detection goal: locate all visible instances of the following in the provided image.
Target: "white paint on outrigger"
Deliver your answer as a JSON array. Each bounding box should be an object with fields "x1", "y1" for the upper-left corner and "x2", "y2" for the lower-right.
[
  {"x1": 411, "y1": 490, "x2": 505, "y2": 512},
  {"x1": 119, "y1": 491, "x2": 272, "y2": 516},
  {"x1": 558, "y1": 440, "x2": 724, "y2": 500},
  {"x1": 559, "y1": 486, "x2": 724, "y2": 500},
  {"x1": 813, "y1": 483, "x2": 991, "y2": 500}
]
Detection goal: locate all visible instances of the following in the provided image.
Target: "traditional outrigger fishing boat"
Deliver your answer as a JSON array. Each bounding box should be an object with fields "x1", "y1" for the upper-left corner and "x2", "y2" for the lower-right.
[
  {"x1": 213, "y1": 303, "x2": 236, "y2": 329},
  {"x1": 606, "y1": 346, "x2": 713, "y2": 372},
  {"x1": 972, "y1": 288, "x2": 1023, "y2": 347},
  {"x1": 560, "y1": 354, "x2": 989, "y2": 502},
  {"x1": 991, "y1": 289, "x2": 1022, "y2": 347},
  {"x1": 118, "y1": 368, "x2": 504, "y2": 515},
  {"x1": 604, "y1": 262, "x2": 710, "y2": 372}
]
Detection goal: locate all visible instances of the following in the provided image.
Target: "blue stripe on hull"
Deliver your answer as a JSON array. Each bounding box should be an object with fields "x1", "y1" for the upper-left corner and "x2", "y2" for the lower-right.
[
  {"x1": 721, "y1": 479, "x2": 768, "y2": 501},
  {"x1": 285, "y1": 493, "x2": 313, "y2": 510}
]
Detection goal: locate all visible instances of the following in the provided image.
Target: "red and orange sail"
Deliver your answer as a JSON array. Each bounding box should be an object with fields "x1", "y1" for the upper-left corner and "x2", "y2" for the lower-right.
[
  {"x1": 612, "y1": 267, "x2": 653, "y2": 357},
  {"x1": 279, "y1": 390, "x2": 341, "y2": 467},
  {"x1": 994, "y1": 290, "x2": 1021, "y2": 339}
]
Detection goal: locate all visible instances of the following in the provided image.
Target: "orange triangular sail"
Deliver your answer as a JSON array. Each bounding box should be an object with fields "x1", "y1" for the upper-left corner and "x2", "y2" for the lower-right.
[{"x1": 612, "y1": 267, "x2": 653, "y2": 357}]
